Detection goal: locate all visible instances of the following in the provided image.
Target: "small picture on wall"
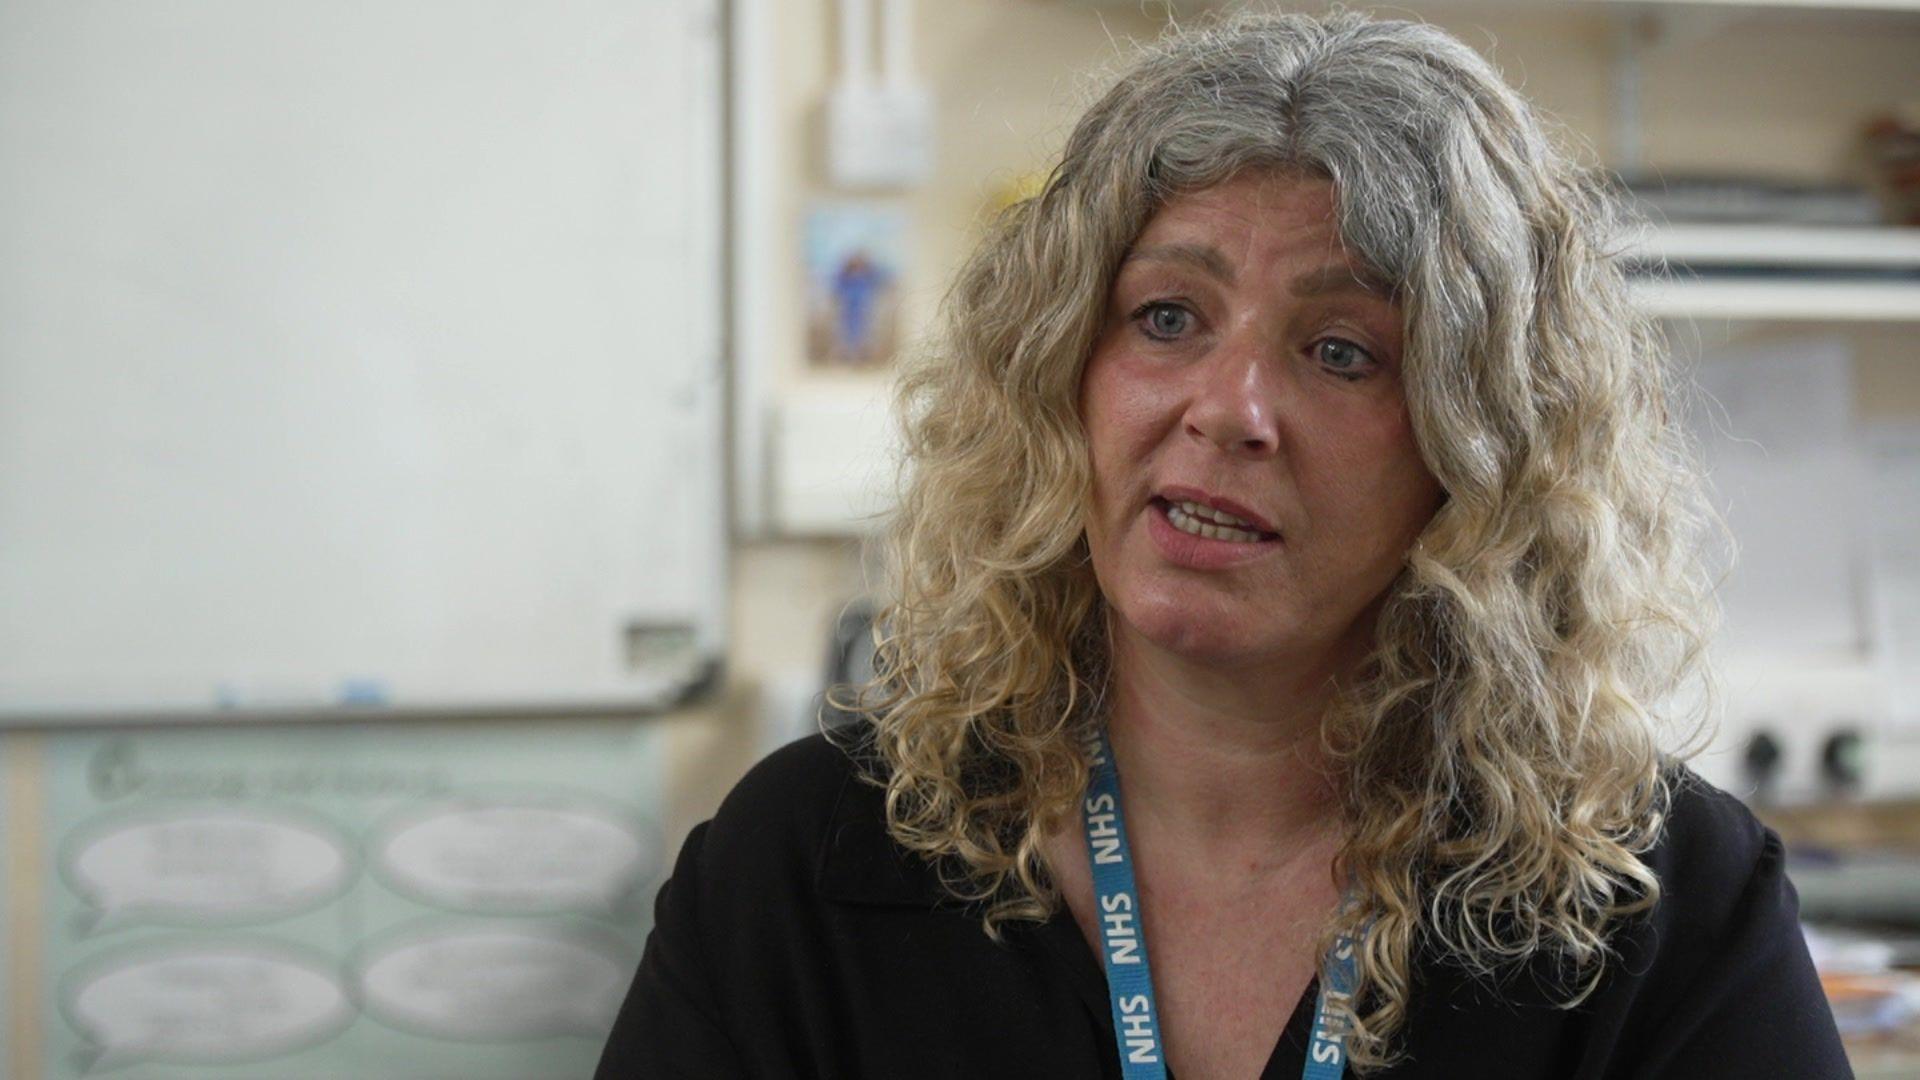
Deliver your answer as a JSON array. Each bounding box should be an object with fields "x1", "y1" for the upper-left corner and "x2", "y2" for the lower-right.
[{"x1": 805, "y1": 202, "x2": 906, "y2": 370}]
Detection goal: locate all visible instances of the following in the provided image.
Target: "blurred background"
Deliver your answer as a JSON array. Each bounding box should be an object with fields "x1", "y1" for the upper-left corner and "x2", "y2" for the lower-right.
[{"x1": 1, "y1": 0, "x2": 1916, "y2": 1075}]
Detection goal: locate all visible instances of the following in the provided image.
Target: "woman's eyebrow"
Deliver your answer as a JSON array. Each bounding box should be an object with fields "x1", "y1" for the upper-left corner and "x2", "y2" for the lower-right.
[
  {"x1": 1121, "y1": 245, "x2": 1394, "y2": 303},
  {"x1": 1290, "y1": 263, "x2": 1394, "y2": 301},
  {"x1": 1119, "y1": 242, "x2": 1235, "y2": 284}
]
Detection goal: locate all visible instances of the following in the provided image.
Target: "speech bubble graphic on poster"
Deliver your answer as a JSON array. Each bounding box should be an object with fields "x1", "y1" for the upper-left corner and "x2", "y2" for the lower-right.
[
  {"x1": 353, "y1": 921, "x2": 635, "y2": 1041},
  {"x1": 62, "y1": 940, "x2": 352, "y2": 1071},
  {"x1": 61, "y1": 806, "x2": 355, "y2": 932},
  {"x1": 370, "y1": 794, "x2": 656, "y2": 916}
]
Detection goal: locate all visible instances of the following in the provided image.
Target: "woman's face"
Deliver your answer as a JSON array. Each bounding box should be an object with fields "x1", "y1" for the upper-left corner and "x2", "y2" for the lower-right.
[{"x1": 1078, "y1": 169, "x2": 1445, "y2": 676}]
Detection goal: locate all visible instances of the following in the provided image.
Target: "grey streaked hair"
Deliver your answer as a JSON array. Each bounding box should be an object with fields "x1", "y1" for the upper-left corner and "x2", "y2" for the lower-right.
[{"x1": 834, "y1": 7, "x2": 1727, "y2": 1072}]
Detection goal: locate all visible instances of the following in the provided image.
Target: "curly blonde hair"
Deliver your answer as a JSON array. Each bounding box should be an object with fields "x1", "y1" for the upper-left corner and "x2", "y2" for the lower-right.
[{"x1": 826, "y1": 8, "x2": 1730, "y2": 1071}]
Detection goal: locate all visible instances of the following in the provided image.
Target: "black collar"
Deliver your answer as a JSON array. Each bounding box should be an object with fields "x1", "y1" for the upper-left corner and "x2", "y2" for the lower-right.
[
  {"x1": 804, "y1": 734, "x2": 1148, "y2": 1038},
  {"x1": 813, "y1": 747, "x2": 961, "y2": 909}
]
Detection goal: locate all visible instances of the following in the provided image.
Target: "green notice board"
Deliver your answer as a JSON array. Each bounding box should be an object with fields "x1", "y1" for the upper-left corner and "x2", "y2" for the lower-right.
[{"x1": 40, "y1": 719, "x2": 665, "y2": 1078}]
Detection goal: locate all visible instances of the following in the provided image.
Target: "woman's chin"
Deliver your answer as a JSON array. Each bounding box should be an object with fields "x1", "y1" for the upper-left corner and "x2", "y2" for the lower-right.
[{"x1": 1121, "y1": 606, "x2": 1280, "y2": 668}]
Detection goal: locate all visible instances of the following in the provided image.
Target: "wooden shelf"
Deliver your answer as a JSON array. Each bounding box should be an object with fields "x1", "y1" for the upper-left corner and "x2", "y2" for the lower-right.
[
  {"x1": 1632, "y1": 277, "x2": 1920, "y2": 321},
  {"x1": 1625, "y1": 224, "x2": 1920, "y2": 321},
  {"x1": 1632, "y1": 224, "x2": 1920, "y2": 269}
]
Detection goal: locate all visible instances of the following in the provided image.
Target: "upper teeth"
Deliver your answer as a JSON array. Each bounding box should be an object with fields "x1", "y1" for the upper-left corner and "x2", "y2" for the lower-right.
[
  {"x1": 1177, "y1": 500, "x2": 1256, "y2": 528},
  {"x1": 1167, "y1": 500, "x2": 1267, "y2": 543}
]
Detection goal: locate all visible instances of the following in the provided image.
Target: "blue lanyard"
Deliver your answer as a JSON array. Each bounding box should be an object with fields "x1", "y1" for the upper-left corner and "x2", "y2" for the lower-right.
[{"x1": 1080, "y1": 725, "x2": 1362, "y2": 1080}]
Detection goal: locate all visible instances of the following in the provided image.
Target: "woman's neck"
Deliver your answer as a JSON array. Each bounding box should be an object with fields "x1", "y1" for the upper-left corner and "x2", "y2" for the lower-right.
[{"x1": 1098, "y1": 628, "x2": 1350, "y2": 883}]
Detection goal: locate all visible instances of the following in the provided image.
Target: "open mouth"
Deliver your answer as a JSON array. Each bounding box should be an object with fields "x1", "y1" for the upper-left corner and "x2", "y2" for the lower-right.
[{"x1": 1150, "y1": 497, "x2": 1281, "y2": 544}]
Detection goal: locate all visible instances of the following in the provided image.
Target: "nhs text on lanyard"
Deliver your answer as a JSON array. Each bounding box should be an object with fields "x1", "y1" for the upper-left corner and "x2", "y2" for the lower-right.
[{"x1": 1080, "y1": 726, "x2": 1362, "y2": 1080}]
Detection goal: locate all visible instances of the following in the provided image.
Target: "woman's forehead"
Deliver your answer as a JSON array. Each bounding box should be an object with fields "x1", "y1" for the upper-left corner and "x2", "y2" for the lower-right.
[
  {"x1": 1143, "y1": 170, "x2": 1337, "y2": 227},
  {"x1": 1121, "y1": 175, "x2": 1387, "y2": 291}
]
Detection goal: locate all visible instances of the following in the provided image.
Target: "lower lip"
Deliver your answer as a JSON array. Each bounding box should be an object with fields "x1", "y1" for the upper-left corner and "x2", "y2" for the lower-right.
[{"x1": 1145, "y1": 500, "x2": 1283, "y2": 569}]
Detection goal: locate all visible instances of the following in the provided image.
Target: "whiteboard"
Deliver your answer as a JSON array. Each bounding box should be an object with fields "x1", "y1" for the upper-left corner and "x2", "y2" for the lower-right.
[{"x1": 0, "y1": 0, "x2": 727, "y2": 720}]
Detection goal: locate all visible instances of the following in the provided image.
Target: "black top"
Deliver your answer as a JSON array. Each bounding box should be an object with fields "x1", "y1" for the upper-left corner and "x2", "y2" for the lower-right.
[{"x1": 597, "y1": 731, "x2": 1851, "y2": 1079}]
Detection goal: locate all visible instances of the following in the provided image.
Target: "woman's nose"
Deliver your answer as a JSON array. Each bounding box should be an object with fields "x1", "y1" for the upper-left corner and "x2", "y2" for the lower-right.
[{"x1": 1182, "y1": 334, "x2": 1283, "y2": 458}]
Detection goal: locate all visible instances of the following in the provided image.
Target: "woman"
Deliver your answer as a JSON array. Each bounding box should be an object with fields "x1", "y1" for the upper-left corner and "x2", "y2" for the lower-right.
[{"x1": 600, "y1": 10, "x2": 1849, "y2": 1078}]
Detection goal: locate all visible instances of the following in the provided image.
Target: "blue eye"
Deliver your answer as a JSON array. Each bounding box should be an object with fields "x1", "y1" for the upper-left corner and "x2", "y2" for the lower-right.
[
  {"x1": 1316, "y1": 337, "x2": 1375, "y2": 381},
  {"x1": 1133, "y1": 302, "x2": 1193, "y2": 341}
]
